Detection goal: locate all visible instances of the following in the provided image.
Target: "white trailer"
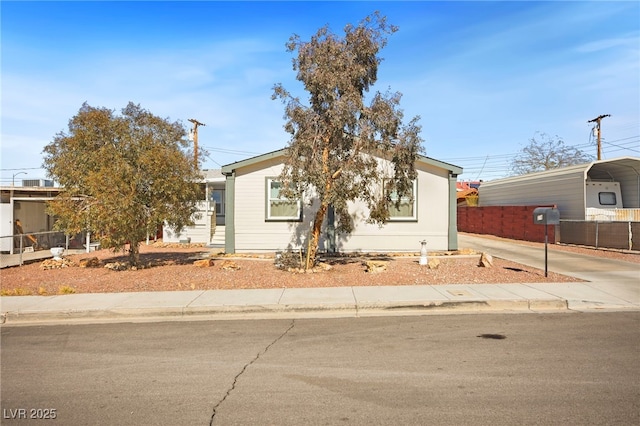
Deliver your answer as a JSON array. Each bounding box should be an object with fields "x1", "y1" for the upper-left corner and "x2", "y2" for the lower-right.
[{"x1": 585, "y1": 181, "x2": 623, "y2": 209}]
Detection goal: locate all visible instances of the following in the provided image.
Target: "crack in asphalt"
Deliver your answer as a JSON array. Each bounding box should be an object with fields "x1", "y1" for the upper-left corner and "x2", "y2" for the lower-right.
[
  {"x1": 351, "y1": 287, "x2": 359, "y2": 317},
  {"x1": 209, "y1": 320, "x2": 295, "y2": 425}
]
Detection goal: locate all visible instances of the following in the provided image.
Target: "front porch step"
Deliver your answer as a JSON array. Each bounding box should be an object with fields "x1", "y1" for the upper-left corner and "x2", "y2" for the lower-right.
[{"x1": 210, "y1": 226, "x2": 225, "y2": 245}]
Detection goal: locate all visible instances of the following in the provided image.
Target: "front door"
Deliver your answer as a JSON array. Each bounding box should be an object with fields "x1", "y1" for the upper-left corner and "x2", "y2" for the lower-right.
[{"x1": 211, "y1": 189, "x2": 225, "y2": 226}]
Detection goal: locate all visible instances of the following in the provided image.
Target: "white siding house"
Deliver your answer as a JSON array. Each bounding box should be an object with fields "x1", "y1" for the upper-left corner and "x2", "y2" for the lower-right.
[
  {"x1": 220, "y1": 149, "x2": 463, "y2": 254},
  {"x1": 478, "y1": 157, "x2": 640, "y2": 220}
]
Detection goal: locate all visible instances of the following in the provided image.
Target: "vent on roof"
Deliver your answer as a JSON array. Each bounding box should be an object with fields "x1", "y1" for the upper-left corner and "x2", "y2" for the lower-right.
[{"x1": 22, "y1": 179, "x2": 54, "y2": 187}]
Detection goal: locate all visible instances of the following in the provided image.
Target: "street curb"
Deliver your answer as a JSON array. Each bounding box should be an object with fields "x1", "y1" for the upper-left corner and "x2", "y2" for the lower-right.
[
  {"x1": 357, "y1": 299, "x2": 568, "y2": 314},
  {"x1": 528, "y1": 299, "x2": 569, "y2": 311},
  {"x1": 0, "y1": 298, "x2": 571, "y2": 325}
]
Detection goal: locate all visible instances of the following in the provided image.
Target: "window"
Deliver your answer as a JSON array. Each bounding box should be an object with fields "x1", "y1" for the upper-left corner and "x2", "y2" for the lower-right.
[
  {"x1": 266, "y1": 178, "x2": 301, "y2": 221},
  {"x1": 387, "y1": 180, "x2": 417, "y2": 221},
  {"x1": 598, "y1": 192, "x2": 617, "y2": 206}
]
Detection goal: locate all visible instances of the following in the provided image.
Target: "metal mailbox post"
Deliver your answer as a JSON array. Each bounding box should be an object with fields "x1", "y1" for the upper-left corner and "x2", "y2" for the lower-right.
[{"x1": 533, "y1": 207, "x2": 560, "y2": 277}]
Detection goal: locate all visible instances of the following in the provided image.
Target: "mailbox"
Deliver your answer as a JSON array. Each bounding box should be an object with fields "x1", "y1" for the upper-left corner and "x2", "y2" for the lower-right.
[{"x1": 533, "y1": 207, "x2": 560, "y2": 225}]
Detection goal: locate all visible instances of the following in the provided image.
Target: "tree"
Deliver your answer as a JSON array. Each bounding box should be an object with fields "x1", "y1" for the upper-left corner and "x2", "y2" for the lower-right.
[
  {"x1": 510, "y1": 132, "x2": 594, "y2": 175},
  {"x1": 42, "y1": 102, "x2": 202, "y2": 266},
  {"x1": 272, "y1": 12, "x2": 423, "y2": 266}
]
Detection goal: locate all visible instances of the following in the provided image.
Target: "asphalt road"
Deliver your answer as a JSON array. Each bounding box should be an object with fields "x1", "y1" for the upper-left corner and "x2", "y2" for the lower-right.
[{"x1": 2, "y1": 313, "x2": 639, "y2": 425}]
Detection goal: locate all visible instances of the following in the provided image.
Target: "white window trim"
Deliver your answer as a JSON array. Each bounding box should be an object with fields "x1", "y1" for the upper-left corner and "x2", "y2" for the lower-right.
[
  {"x1": 266, "y1": 178, "x2": 302, "y2": 221},
  {"x1": 387, "y1": 179, "x2": 417, "y2": 221}
]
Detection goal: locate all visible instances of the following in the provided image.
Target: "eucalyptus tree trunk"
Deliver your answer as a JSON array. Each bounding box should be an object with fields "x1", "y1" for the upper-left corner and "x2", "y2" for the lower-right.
[
  {"x1": 307, "y1": 204, "x2": 327, "y2": 269},
  {"x1": 129, "y1": 243, "x2": 141, "y2": 267}
]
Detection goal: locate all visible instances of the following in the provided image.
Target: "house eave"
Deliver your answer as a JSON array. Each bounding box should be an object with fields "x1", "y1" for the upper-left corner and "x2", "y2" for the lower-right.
[
  {"x1": 221, "y1": 147, "x2": 463, "y2": 175},
  {"x1": 221, "y1": 149, "x2": 287, "y2": 175}
]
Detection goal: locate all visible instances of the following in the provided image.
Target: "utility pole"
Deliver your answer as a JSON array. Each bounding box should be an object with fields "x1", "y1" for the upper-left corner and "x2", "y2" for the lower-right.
[
  {"x1": 188, "y1": 118, "x2": 206, "y2": 169},
  {"x1": 588, "y1": 114, "x2": 610, "y2": 160}
]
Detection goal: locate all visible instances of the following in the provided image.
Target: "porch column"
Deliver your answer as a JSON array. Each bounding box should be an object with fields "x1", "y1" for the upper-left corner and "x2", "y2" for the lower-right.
[
  {"x1": 448, "y1": 173, "x2": 459, "y2": 251},
  {"x1": 224, "y1": 171, "x2": 236, "y2": 254}
]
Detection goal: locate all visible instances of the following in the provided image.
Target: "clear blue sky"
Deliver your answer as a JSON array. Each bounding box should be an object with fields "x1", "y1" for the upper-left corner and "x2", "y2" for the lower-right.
[{"x1": 2, "y1": 1, "x2": 639, "y2": 185}]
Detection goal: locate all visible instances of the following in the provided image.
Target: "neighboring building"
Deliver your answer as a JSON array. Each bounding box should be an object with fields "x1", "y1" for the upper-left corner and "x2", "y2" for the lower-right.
[
  {"x1": 0, "y1": 181, "x2": 63, "y2": 254},
  {"x1": 457, "y1": 180, "x2": 482, "y2": 191},
  {"x1": 162, "y1": 169, "x2": 226, "y2": 246},
  {"x1": 456, "y1": 181, "x2": 481, "y2": 206},
  {"x1": 477, "y1": 157, "x2": 640, "y2": 221},
  {"x1": 218, "y1": 148, "x2": 463, "y2": 254}
]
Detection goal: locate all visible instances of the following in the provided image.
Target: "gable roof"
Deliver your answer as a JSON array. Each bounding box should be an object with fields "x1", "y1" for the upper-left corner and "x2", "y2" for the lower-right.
[{"x1": 221, "y1": 148, "x2": 462, "y2": 175}]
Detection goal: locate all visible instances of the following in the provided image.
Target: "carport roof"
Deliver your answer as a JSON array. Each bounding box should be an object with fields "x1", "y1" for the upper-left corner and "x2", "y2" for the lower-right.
[
  {"x1": 586, "y1": 157, "x2": 640, "y2": 180},
  {"x1": 481, "y1": 156, "x2": 640, "y2": 186}
]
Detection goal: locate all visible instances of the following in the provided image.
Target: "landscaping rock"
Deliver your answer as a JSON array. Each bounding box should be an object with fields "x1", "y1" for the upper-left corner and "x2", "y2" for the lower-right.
[
  {"x1": 104, "y1": 261, "x2": 131, "y2": 271},
  {"x1": 220, "y1": 260, "x2": 240, "y2": 271},
  {"x1": 478, "y1": 252, "x2": 494, "y2": 268},
  {"x1": 427, "y1": 258, "x2": 440, "y2": 269},
  {"x1": 364, "y1": 260, "x2": 388, "y2": 273},
  {"x1": 40, "y1": 258, "x2": 75, "y2": 270},
  {"x1": 316, "y1": 262, "x2": 333, "y2": 271},
  {"x1": 457, "y1": 248, "x2": 477, "y2": 255},
  {"x1": 78, "y1": 257, "x2": 101, "y2": 268},
  {"x1": 193, "y1": 259, "x2": 214, "y2": 268}
]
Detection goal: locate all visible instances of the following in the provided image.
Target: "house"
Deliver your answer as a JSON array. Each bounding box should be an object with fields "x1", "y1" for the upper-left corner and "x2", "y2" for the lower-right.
[
  {"x1": 477, "y1": 157, "x2": 640, "y2": 220},
  {"x1": 217, "y1": 148, "x2": 463, "y2": 254}
]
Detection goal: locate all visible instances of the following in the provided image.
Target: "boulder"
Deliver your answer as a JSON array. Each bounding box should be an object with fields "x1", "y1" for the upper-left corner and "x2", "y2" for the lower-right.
[
  {"x1": 79, "y1": 257, "x2": 101, "y2": 268},
  {"x1": 316, "y1": 262, "x2": 333, "y2": 271},
  {"x1": 220, "y1": 260, "x2": 240, "y2": 271},
  {"x1": 364, "y1": 260, "x2": 388, "y2": 273},
  {"x1": 193, "y1": 259, "x2": 214, "y2": 268},
  {"x1": 478, "y1": 252, "x2": 494, "y2": 268},
  {"x1": 104, "y1": 261, "x2": 131, "y2": 271},
  {"x1": 427, "y1": 258, "x2": 440, "y2": 269}
]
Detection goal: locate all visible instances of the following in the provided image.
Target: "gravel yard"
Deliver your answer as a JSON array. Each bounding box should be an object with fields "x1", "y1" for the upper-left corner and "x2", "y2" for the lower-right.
[{"x1": 1, "y1": 236, "x2": 638, "y2": 296}]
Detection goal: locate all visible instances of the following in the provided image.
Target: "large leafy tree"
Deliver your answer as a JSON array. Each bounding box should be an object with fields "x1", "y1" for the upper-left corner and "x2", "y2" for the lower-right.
[
  {"x1": 511, "y1": 132, "x2": 594, "y2": 175},
  {"x1": 43, "y1": 102, "x2": 202, "y2": 266},
  {"x1": 272, "y1": 12, "x2": 423, "y2": 265}
]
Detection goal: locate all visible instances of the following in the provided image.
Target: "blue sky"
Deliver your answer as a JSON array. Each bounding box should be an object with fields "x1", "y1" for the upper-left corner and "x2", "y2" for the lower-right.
[{"x1": 2, "y1": 1, "x2": 639, "y2": 185}]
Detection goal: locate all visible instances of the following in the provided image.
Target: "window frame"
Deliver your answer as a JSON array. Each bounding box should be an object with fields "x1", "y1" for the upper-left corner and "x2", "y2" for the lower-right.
[
  {"x1": 598, "y1": 191, "x2": 617, "y2": 206},
  {"x1": 265, "y1": 177, "x2": 302, "y2": 222},
  {"x1": 386, "y1": 179, "x2": 418, "y2": 222}
]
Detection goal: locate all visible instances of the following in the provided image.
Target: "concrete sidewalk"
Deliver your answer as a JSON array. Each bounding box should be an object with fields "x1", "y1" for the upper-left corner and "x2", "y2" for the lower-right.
[{"x1": 1, "y1": 234, "x2": 638, "y2": 324}]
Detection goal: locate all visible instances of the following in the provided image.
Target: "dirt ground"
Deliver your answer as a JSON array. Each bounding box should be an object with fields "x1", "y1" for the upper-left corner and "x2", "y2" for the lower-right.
[{"x1": 1, "y1": 238, "x2": 638, "y2": 296}]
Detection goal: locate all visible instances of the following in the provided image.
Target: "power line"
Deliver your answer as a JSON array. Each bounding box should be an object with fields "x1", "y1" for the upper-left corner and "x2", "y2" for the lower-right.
[
  {"x1": 202, "y1": 152, "x2": 223, "y2": 168},
  {"x1": 200, "y1": 146, "x2": 262, "y2": 156},
  {"x1": 0, "y1": 167, "x2": 43, "y2": 171}
]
